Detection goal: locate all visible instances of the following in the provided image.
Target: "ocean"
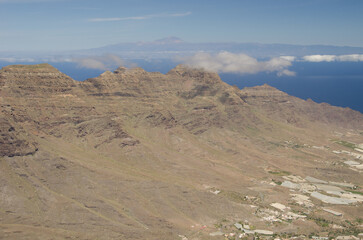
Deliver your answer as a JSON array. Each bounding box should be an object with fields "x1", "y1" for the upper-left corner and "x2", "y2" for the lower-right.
[{"x1": 220, "y1": 61, "x2": 363, "y2": 113}]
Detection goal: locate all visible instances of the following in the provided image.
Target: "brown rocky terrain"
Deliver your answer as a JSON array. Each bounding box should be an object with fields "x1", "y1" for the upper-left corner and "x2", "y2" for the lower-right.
[{"x1": 0, "y1": 63, "x2": 362, "y2": 239}]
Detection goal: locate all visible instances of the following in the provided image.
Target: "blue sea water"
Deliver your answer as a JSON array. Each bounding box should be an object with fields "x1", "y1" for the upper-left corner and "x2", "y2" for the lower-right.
[
  {"x1": 1, "y1": 60, "x2": 362, "y2": 113},
  {"x1": 219, "y1": 62, "x2": 363, "y2": 113}
]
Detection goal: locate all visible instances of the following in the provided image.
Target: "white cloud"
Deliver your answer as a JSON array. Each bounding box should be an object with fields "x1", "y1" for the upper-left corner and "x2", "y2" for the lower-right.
[
  {"x1": 180, "y1": 51, "x2": 295, "y2": 76},
  {"x1": 88, "y1": 11, "x2": 191, "y2": 22},
  {"x1": 73, "y1": 54, "x2": 126, "y2": 70},
  {"x1": 302, "y1": 55, "x2": 336, "y2": 62},
  {"x1": 302, "y1": 54, "x2": 363, "y2": 62},
  {"x1": 279, "y1": 56, "x2": 296, "y2": 61},
  {"x1": 336, "y1": 54, "x2": 363, "y2": 62},
  {"x1": 277, "y1": 69, "x2": 296, "y2": 77},
  {"x1": 0, "y1": 57, "x2": 36, "y2": 62},
  {"x1": 0, "y1": 57, "x2": 18, "y2": 62},
  {"x1": 89, "y1": 17, "x2": 146, "y2": 22}
]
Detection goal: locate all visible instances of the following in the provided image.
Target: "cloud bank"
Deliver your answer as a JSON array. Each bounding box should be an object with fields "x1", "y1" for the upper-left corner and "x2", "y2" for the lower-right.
[
  {"x1": 181, "y1": 52, "x2": 295, "y2": 76},
  {"x1": 0, "y1": 57, "x2": 36, "y2": 62},
  {"x1": 89, "y1": 11, "x2": 191, "y2": 22},
  {"x1": 73, "y1": 54, "x2": 126, "y2": 70},
  {"x1": 302, "y1": 54, "x2": 363, "y2": 62}
]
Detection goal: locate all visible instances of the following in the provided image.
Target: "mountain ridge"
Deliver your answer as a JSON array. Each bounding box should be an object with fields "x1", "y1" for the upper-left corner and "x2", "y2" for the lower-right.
[
  {"x1": 80, "y1": 38, "x2": 363, "y2": 59},
  {"x1": 1, "y1": 63, "x2": 362, "y2": 158},
  {"x1": 1, "y1": 63, "x2": 363, "y2": 239}
]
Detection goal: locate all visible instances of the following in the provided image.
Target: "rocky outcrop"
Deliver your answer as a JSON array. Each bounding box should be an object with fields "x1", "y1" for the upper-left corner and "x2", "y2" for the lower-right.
[
  {"x1": 239, "y1": 84, "x2": 290, "y2": 104},
  {"x1": 0, "y1": 64, "x2": 76, "y2": 96},
  {"x1": 0, "y1": 116, "x2": 37, "y2": 157}
]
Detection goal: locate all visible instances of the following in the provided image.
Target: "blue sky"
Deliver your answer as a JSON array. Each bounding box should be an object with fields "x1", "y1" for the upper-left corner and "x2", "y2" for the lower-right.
[{"x1": 1, "y1": 0, "x2": 363, "y2": 51}]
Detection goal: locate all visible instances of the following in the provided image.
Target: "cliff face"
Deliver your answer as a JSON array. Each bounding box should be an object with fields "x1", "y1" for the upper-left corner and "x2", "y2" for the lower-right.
[
  {"x1": 0, "y1": 64, "x2": 362, "y2": 239},
  {"x1": 0, "y1": 117, "x2": 37, "y2": 157},
  {"x1": 0, "y1": 64, "x2": 76, "y2": 94},
  {"x1": 0, "y1": 64, "x2": 75, "y2": 157}
]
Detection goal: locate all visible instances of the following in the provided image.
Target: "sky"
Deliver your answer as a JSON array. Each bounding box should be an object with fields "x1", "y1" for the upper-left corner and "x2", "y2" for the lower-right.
[{"x1": 1, "y1": 0, "x2": 363, "y2": 51}]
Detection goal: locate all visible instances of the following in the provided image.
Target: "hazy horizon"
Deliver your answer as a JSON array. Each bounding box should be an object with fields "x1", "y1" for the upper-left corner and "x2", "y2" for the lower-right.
[{"x1": 1, "y1": 0, "x2": 363, "y2": 51}]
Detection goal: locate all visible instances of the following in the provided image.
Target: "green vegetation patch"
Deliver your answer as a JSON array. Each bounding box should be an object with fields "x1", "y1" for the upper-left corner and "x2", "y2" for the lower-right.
[
  {"x1": 221, "y1": 191, "x2": 246, "y2": 203},
  {"x1": 347, "y1": 190, "x2": 363, "y2": 195},
  {"x1": 272, "y1": 179, "x2": 282, "y2": 185},
  {"x1": 309, "y1": 216, "x2": 331, "y2": 228},
  {"x1": 11, "y1": 63, "x2": 51, "y2": 69},
  {"x1": 268, "y1": 141, "x2": 283, "y2": 148},
  {"x1": 292, "y1": 144, "x2": 304, "y2": 149},
  {"x1": 335, "y1": 140, "x2": 356, "y2": 149},
  {"x1": 268, "y1": 170, "x2": 291, "y2": 176}
]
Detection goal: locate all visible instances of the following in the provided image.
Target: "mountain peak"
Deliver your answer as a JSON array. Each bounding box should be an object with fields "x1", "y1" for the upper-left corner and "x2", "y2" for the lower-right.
[
  {"x1": 127, "y1": 67, "x2": 147, "y2": 73},
  {"x1": 153, "y1": 36, "x2": 184, "y2": 45},
  {"x1": 242, "y1": 84, "x2": 285, "y2": 93},
  {"x1": 1, "y1": 63, "x2": 61, "y2": 73},
  {"x1": 0, "y1": 63, "x2": 75, "y2": 89},
  {"x1": 113, "y1": 66, "x2": 128, "y2": 74},
  {"x1": 167, "y1": 64, "x2": 214, "y2": 74},
  {"x1": 167, "y1": 64, "x2": 222, "y2": 83}
]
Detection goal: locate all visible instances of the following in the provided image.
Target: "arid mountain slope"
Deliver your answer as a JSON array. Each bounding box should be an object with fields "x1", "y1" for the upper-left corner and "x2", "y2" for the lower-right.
[{"x1": 1, "y1": 64, "x2": 362, "y2": 239}]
